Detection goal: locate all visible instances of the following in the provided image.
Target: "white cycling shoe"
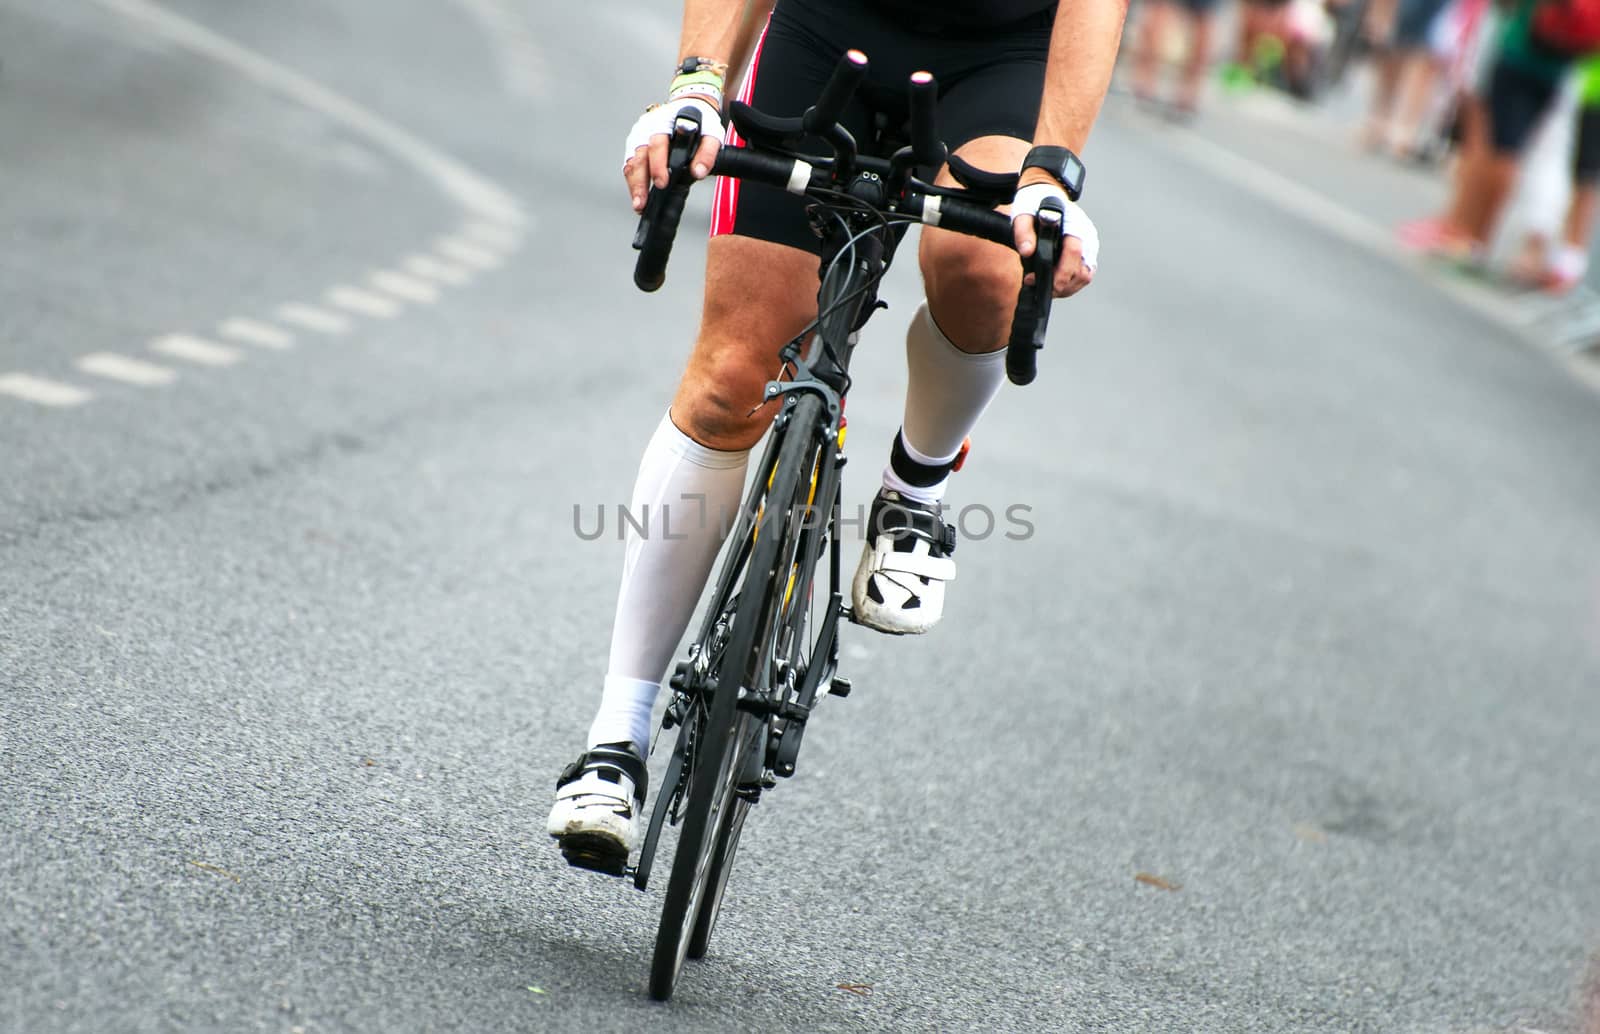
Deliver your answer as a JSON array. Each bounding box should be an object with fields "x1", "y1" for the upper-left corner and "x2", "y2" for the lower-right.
[
  {"x1": 546, "y1": 742, "x2": 647, "y2": 874},
  {"x1": 851, "y1": 489, "x2": 958, "y2": 636}
]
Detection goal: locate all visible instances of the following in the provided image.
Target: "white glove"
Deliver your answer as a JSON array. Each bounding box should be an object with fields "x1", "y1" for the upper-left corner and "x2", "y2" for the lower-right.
[
  {"x1": 1011, "y1": 181, "x2": 1099, "y2": 272},
  {"x1": 622, "y1": 97, "x2": 725, "y2": 170}
]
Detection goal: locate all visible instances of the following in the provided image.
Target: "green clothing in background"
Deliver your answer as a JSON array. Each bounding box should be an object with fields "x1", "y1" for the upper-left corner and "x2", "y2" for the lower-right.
[
  {"x1": 1580, "y1": 52, "x2": 1600, "y2": 104},
  {"x1": 1499, "y1": 0, "x2": 1575, "y2": 82}
]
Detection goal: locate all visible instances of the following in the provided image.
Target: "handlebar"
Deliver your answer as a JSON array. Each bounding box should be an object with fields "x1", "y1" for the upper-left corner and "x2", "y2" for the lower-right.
[
  {"x1": 630, "y1": 55, "x2": 1066, "y2": 385},
  {"x1": 631, "y1": 107, "x2": 706, "y2": 292},
  {"x1": 1006, "y1": 197, "x2": 1063, "y2": 387},
  {"x1": 803, "y1": 49, "x2": 869, "y2": 136}
]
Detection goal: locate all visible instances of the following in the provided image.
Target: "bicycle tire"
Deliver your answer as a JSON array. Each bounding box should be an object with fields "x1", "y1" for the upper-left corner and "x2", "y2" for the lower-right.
[
  {"x1": 687, "y1": 436, "x2": 829, "y2": 961},
  {"x1": 648, "y1": 395, "x2": 824, "y2": 1000},
  {"x1": 685, "y1": 741, "x2": 755, "y2": 960}
]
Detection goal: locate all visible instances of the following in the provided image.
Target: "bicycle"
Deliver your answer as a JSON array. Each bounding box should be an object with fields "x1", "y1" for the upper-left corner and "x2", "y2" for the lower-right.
[{"x1": 565, "y1": 49, "x2": 1067, "y2": 1001}]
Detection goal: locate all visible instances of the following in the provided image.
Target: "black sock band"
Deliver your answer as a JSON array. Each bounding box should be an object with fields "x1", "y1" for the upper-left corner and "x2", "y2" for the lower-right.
[{"x1": 889, "y1": 430, "x2": 955, "y2": 488}]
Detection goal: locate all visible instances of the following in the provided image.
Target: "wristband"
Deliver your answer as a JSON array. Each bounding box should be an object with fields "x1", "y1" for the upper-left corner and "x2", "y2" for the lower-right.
[{"x1": 668, "y1": 70, "x2": 725, "y2": 108}]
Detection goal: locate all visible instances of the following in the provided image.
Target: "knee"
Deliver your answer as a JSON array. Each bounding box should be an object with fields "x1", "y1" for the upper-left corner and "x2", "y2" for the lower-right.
[
  {"x1": 672, "y1": 335, "x2": 775, "y2": 451},
  {"x1": 919, "y1": 231, "x2": 1023, "y2": 352}
]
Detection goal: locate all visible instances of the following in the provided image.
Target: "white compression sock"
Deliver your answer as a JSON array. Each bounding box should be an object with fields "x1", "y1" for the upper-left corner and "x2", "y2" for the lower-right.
[
  {"x1": 587, "y1": 412, "x2": 749, "y2": 756},
  {"x1": 883, "y1": 300, "x2": 1008, "y2": 504}
]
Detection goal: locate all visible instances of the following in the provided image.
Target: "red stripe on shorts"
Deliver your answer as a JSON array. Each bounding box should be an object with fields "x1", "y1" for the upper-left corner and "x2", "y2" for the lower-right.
[{"x1": 710, "y1": 19, "x2": 770, "y2": 238}]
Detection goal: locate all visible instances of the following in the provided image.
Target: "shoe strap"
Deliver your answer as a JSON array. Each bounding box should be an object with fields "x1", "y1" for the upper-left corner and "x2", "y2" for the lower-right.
[
  {"x1": 557, "y1": 743, "x2": 648, "y2": 804},
  {"x1": 873, "y1": 547, "x2": 956, "y2": 583},
  {"x1": 870, "y1": 494, "x2": 957, "y2": 557}
]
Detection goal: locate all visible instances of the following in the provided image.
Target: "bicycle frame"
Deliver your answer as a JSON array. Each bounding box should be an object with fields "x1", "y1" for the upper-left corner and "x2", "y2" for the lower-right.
[{"x1": 629, "y1": 192, "x2": 889, "y2": 892}]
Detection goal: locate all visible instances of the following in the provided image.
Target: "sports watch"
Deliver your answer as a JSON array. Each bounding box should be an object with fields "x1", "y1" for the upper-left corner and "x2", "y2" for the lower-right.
[{"x1": 1020, "y1": 145, "x2": 1086, "y2": 202}]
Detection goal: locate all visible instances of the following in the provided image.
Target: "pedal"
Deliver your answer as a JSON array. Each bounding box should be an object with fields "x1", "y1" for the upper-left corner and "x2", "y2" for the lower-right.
[
  {"x1": 559, "y1": 836, "x2": 629, "y2": 878},
  {"x1": 829, "y1": 675, "x2": 852, "y2": 698}
]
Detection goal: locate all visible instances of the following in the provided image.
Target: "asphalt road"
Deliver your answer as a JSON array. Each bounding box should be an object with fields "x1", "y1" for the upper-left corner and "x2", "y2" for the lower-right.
[{"x1": 3, "y1": 2, "x2": 1598, "y2": 1032}]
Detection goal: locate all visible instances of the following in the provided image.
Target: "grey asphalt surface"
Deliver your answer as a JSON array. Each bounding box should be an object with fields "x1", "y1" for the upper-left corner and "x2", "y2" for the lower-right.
[{"x1": 3, "y1": 2, "x2": 1599, "y2": 1032}]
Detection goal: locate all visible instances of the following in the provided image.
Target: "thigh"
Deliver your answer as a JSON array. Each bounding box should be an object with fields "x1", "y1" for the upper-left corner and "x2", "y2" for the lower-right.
[
  {"x1": 934, "y1": 39, "x2": 1048, "y2": 152},
  {"x1": 674, "y1": 235, "x2": 820, "y2": 451},
  {"x1": 917, "y1": 134, "x2": 1032, "y2": 353},
  {"x1": 914, "y1": 50, "x2": 1049, "y2": 351}
]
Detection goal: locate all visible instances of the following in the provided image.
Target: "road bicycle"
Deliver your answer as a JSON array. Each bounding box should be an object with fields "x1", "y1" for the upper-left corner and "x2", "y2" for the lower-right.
[{"x1": 566, "y1": 50, "x2": 1066, "y2": 1000}]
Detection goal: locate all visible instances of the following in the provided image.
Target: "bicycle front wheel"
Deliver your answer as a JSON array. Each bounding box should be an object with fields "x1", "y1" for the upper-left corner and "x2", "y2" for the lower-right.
[{"x1": 647, "y1": 395, "x2": 824, "y2": 1000}]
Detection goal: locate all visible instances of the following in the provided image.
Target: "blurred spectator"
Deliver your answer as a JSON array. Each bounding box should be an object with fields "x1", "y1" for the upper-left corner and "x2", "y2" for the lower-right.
[
  {"x1": 1363, "y1": 0, "x2": 1457, "y2": 151},
  {"x1": 1509, "y1": 55, "x2": 1600, "y2": 289},
  {"x1": 1398, "y1": 0, "x2": 1577, "y2": 260},
  {"x1": 1233, "y1": 0, "x2": 1296, "y2": 83},
  {"x1": 1132, "y1": 0, "x2": 1221, "y2": 116},
  {"x1": 1222, "y1": 0, "x2": 1331, "y2": 96},
  {"x1": 1407, "y1": 0, "x2": 1499, "y2": 160}
]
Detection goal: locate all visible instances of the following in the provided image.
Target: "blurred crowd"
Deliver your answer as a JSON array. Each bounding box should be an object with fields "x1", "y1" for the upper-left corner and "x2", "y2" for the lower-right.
[{"x1": 1128, "y1": 0, "x2": 1600, "y2": 294}]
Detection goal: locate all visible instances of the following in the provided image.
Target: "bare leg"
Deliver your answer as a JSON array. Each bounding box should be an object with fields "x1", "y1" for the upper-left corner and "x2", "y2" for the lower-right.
[
  {"x1": 1362, "y1": 0, "x2": 1402, "y2": 145},
  {"x1": 1177, "y1": 11, "x2": 1214, "y2": 110},
  {"x1": 1436, "y1": 94, "x2": 1489, "y2": 236},
  {"x1": 1459, "y1": 152, "x2": 1520, "y2": 245},
  {"x1": 1566, "y1": 183, "x2": 1600, "y2": 249},
  {"x1": 1135, "y1": 0, "x2": 1174, "y2": 101},
  {"x1": 1366, "y1": 52, "x2": 1404, "y2": 147},
  {"x1": 1390, "y1": 51, "x2": 1445, "y2": 153}
]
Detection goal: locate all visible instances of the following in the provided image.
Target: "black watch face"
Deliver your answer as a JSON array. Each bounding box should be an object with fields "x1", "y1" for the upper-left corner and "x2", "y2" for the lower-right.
[{"x1": 1062, "y1": 153, "x2": 1084, "y2": 195}]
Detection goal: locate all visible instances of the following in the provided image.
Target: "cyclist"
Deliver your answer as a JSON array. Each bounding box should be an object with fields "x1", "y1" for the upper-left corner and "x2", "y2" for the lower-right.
[{"x1": 548, "y1": 0, "x2": 1121, "y2": 866}]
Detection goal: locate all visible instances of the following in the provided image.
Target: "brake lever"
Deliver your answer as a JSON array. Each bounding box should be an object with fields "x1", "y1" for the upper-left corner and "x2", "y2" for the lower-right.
[
  {"x1": 1023, "y1": 198, "x2": 1063, "y2": 343},
  {"x1": 632, "y1": 106, "x2": 704, "y2": 253},
  {"x1": 1006, "y1": 196, "x2": 1064, "y2": 385}
]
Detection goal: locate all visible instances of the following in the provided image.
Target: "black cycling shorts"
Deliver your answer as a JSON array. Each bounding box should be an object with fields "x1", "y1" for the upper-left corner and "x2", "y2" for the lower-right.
[
  {"x1": 1576, "y1": 105, "x2": 1600, "y2": 184},
  {"x1": 1486, "y1": 58, "x2": 1562, "y2": 155},
  {"x1": 710, "y1": 0, "x2": 1053, "y2": 254}
]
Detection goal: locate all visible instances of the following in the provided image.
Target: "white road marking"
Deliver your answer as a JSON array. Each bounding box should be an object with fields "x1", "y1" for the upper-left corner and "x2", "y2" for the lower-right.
[
  {"x1": 462, "y1": 218, "x2": 522, "y2": 250},
  {"x1": 151, "y1": 334, "x2": 243, "y2": 366},
  {"x1": 94, "y1": 0, "x2": 527, "y2": 227},
  {"x1": 405, "y1": 254, "x2": 473, "y2": 286},
  {"x1": 0, "y1": 373, "x2": 93, "y2": 407},
  {"x1": 219, "y1": 317, "x2": 294, "y2": 349},
  {"x1": 76, "y1": 352, "x2": 179, "y2": 386},
  {"x1": 437, "y1": 236, "x2": 504, "y2": 270},
  {"x1": 370, "y1": 270, "x2": 441, "y2": 304},
  {"x1": 30, "y1": 0, "x2": 540, "y2": 416},
  {"x1": 327, "y1": 285, "x2": 401, "y2": 319},
  {"x1": 1153, "y1": 127, "x2": 1600, "y2": 395},
  {"x1": 277, "y1": 303, "x2": 351, "y2": 335}
]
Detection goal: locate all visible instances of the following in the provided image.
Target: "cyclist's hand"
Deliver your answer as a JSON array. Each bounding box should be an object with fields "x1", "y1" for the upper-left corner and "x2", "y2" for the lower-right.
[
  {"x1": 622, "y1": 98, "x2": 725, "y2": 213},
  {"x1": 1011, "y1": 177, "x2": 1099, "y2": 298}
]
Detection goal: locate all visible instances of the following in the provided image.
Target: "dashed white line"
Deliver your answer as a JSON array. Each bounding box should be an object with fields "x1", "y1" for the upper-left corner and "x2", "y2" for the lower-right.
[
  {"x1": 219, "y1": 317, "x2": 294, "y2": 349},
  {"x1": 0, "y1": 373, "x2": 93, "y2": 407},
  {"x1": 370, "y1": 270, "x2": 441, "y2": 305},
  {"x1": 327, "y1": 285, "x2": 401, "y2": 319},
  {"x1": 25, "y1": 0, "x2": 537, "y2": 416},
  {"x1": 462, "y1": 219, "x2": 521, "y2": 250},
  {"x1": 437, "y1": 237, "x2": 504, "y2": 270},
  {"x1": 405, "y1": 254, "x2": 473, "y2": 286},
  {"x1": 277, "y1": 304, "x2": 351, "y2": 335},
  {"x1": 76, "y1": 352, "x2": 179, "y2": 386},
  {"x1": 150, "y1": 334, "x2": 243, "y2": 367}
]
